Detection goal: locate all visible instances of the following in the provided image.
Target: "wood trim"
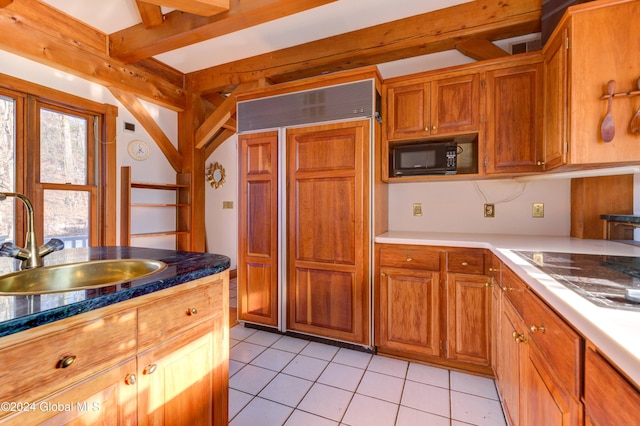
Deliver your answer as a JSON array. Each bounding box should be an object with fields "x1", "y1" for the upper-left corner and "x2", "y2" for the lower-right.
[
  {"x1": 109, "y1": 87, "x2": 183, "y2": 173},
  {"x1": 0, "y1": 2, "x2": 185, "y2": 111},
  {"x1": 140, "y1": 0, "x2": 229, "y2": 17},
  {"x1": 136, "y1": 1, "x2": 163, "y2": 28},
  {"x1": 189, "y1": 0, "x2": 541, "y2": 93},
  {"x1": 109, "y1": 0, "x2": 338, "y2": 63}
]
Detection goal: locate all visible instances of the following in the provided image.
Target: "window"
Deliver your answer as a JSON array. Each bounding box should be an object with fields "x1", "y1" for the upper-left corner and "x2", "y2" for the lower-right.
[{"x1": 0, "y1": 75, "x2": 116, "y2": 250}]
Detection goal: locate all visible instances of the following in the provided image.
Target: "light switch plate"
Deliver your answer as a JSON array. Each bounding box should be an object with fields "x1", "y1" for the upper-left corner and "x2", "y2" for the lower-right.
[
  {"x1": 532, "y1": 203, "x2": 544, "y2": 218},
  {"x1": 413, "y1": 203, "x2": 423, "y2": 216},
  {"x1": 222, "y1": 201, "x2": 234, "y2": 209}
]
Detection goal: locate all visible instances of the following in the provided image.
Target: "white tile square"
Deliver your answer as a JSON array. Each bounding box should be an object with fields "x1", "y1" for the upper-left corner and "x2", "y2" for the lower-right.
[
  {"x1": 250, "y1": 348, "x2": 297, "y2": 372},
  {"x1": 356, "y1": 370, "x2": 405, "y2": 404},
  {"x1": 450, "y1": 371, "x2": 499, "y2": 400},
  {"x1": 300, "y1": 341, "x2": 340, "y2": 361},
  {"x1": 229, "y1": 359, "x2": 245, "y2": 377},
  {"x1": 451, "y1": 390, "x2": 506, "y2": 426},
  {"x1": 284, "y1": 410, "x2": 338, "y2": 426},
  {"x1": 282, "y1": 354, "x2": 329, "y2": 381},
  {"x1": 272, "y1": 335, "x2": 309, "y2": 353},
  {"x1": 230, "y1": 325, "x2": 257, "y2": 341},
  {"x1": 341, "y1": 393, "x2": 399, "y2": 426},
  {"x1": 230, "y1": 397, "x2": 293, "y2": 426},
  {"x1": 298, "y1": 383, "x2": 354, "y2": 422},
  {"x1": 396, "y1": 406, "x2": 450, "y2": 426},
  {"x1": 332, "y1": 348, "x2": 372, "y2": 369},
  {"x1": 230, "y1": 341, "x2": 266, "y2": 363},
  {"x1": 401, "y1": 380, "x2": 451, "y2": 418},
  {"x1": 258, "y1": 374, "x2": 314, "y2": 407},
  {"x1": 230, "y1": 338, "x2": 240, "y2": 349},
  {"x1": 317, "y1": 362, "x2": 365, "y2": 392},
  {"x1": 367, "y1": 355, "x2": 409, "y2": 378},
  {"x1": 229, "y1": 364, "x2": 278, "y2": 395},
  {"x1": 406, "y1": 362, "x2": 450, "y2": 389},
  {"x1": 245, "y1": 329, "x2": 282, "y2": 347},
  {"x1": 228, "y1": 388, "x2": 253, "y2": 420}
]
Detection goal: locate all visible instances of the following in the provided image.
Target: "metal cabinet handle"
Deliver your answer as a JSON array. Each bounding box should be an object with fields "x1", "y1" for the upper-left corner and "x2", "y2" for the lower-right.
[
  {"x1": 461, "y1": 261, "x2": 468, "y2": 266},
  {"x1": 512, "y1": 331, "x2": 527, "y2": 344},
  {"x1": 530, "y1": 324, "x2": 545, "y2": 333},
  {"x1": 432, "y1": 125, "x2": 437, "y2": 131},
  {"x1": 125, "y1": 374, "x2": 137, "y2": 386},
  {"x1": 57, "y1": 355, "x2": 77, "y2": 369},
  {"x1": 406, "y1": 257, "x2": 413, "y2": 262},
  {"x1": 485, "y1": 282, "x2": 492, "y2": 287},
  {"x1": 144, "y1": 364, "x2": 158, "y2": 375},
  {"x1": 187, "y1": 307, "x2": 198, "y2": 316}
]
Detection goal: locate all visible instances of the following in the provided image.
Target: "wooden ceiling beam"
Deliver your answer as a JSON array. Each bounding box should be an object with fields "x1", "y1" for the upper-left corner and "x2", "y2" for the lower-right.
[
  {"x1": 0, "y1": 1, "x2": 14, "y2": 8},
  {"x1": 136, "y1": 2, "x2": 164, "y2": 28},
  {"x1": 0, "y1": 0, "x2": 186, "y2": 111},
  {"x1": 455, "y1": 38, "x2": 510, "y2": 61},
  {"x1": 109, "y1": 86, "x2": 183, "y2": 172},
  {"x1": 109, "y1": 0, "x2": 338, "y2": 63},
  {"x1": 141, "y1": 0, "x2": 229, "y2": 17},
  {"x1": 189, "y1": 0, "x2": 542, "y2": 93}
]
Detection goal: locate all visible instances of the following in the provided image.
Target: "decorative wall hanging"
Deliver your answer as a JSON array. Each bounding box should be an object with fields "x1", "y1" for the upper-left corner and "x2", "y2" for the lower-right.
[{"x1": 206, "y1": 162, "x2": 226, "y2": 189}]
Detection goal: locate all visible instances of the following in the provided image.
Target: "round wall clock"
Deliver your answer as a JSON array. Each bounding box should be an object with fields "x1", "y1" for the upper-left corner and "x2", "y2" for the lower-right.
[{"x1": 127, "y1": 140, "x2": 150, "y2": 161}]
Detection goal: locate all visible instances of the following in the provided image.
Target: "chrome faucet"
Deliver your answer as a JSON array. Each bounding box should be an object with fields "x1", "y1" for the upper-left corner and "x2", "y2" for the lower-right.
[{"x1": 0, "y1": 192, "x2": 64, "y2": 269}]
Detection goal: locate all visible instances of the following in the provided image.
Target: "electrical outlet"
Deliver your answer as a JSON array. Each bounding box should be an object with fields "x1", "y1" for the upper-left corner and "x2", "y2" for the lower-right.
[
  {"x1": 532, "y1": 203, "x2": 544, "y2": 218},
  {"x1": 484, "y1": 203, "x2": 495, "y2": 218},
  {"x1": 222, "y1": 201, "x2": 234, "y2": 209},
  {"x1": 413, "y1": 203, "x2": 423, "y2": 217}
]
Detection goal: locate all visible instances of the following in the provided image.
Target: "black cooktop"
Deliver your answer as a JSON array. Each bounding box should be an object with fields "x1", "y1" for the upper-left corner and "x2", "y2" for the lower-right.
[{"x1": 515, "y1": 251, "x2": 640, "y2": 311}]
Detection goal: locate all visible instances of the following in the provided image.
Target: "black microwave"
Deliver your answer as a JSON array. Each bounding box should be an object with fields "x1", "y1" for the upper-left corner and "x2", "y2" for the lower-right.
[{"x1": 391, "y1": 141, "x2": 457, "y2": 176}]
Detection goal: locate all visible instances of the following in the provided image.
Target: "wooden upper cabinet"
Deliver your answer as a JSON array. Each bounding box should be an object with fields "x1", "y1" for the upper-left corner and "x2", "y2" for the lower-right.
[
  {"x1": 543, "y1": 1, "x2": 640, "y2": 166},
  {"x1": 486, "y1": 62, "x2": 543, "y2": 174},
  {"x1": 386, "y1": 73, "x2": 480, "y2": 141},
  {"x1": 542, "y1": 27, "x2": 569, "y2": 170},
  {"x1": 238, "y1": 131, "x2": 279, "y2": 327}
]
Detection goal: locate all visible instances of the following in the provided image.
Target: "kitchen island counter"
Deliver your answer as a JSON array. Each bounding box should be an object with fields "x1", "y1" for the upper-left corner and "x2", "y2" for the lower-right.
[
  {"x1": 376, "y1": 231, "x2": 640, "y2": 387},
  {"x1": 0, "y1": 246, "x2": 230, "y2": 337}
]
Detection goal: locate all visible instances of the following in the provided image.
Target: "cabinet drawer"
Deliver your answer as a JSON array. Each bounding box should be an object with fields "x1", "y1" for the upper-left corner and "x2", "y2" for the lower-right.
[
  {"x1": 524, "y1": 290, "x2": 582, "y2": 397},
  {"x1": 379, "y1": 245, "x2": 440, "y2": 271},
  {"x1": 138, "y1": 281, "x2": 222, "y2": 351},
  {"x1": 0, "y1": 309, "x2": 137, "y2": 406},
  {"x1": 501, "y1": 267, "x2": 526, "y2": 317},
  {"x1": 446, "y1": 250, "x2": 485, "y2": 274}
]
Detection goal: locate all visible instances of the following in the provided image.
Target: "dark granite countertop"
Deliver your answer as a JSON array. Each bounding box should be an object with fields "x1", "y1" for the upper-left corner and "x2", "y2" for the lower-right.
[{"x1": 0, "y1": 246, "x2": 230, "y2": 338}]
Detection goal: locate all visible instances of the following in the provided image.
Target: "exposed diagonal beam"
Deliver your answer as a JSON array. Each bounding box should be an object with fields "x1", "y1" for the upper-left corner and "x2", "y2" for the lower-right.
[
  {"x1": 189, "y1": 0, "x2": 542, "y2": 93},
  {"x1": 141, "y1": 0, "x2": 229, "y2": 17},
  {"x1": 109, "y1": 0, "x2": 338, "y2": 63},
  {"x1": 0, "y1": 1, "x2": 14, "y2": 8},
  {"x1": 0, "y1": 0, "x2": 186, "y2": 110},
  {"x1": 109, "y1": 87, "x2": 183, "y2": 172},
  {"x1": 195, "y1": 81, "x2": 257, "y2": 149},
  {"x1": 136, "y1": 1, "x2": 163, "y2": 28},
  {"x1": 455, "y1": 38, "x2": 510, "y2": 61}
]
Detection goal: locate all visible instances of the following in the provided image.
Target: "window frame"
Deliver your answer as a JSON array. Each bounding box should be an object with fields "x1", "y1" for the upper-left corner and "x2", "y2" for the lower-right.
[{"x1": 0, "y1": 73, "x2": 117, "y2": 247}]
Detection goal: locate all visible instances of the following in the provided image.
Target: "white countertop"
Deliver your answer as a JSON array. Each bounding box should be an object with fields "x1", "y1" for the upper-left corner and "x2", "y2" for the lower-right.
[{"x1": 375, "y1": 231, "x2": 640, "y2": 387}]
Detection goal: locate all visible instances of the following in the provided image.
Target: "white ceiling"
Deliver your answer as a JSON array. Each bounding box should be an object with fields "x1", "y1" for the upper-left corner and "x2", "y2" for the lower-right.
[{"x1": 39, "y1": 0, "x2": 539, "y2": 78}]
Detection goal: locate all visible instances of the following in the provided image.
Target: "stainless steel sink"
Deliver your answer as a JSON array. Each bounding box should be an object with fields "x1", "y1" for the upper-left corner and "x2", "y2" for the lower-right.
[{"x1": 0, "y1": 259, "x2": 167, "y2": 295}]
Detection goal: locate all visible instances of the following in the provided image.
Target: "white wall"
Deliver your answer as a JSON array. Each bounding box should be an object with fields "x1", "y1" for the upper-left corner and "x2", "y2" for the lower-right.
[
  {"x1": 205, "y1": 136, "x2": 238, "y2": 269},
  {"x1": 388, "y1": 179, "x2": 571, "y2": 235}
]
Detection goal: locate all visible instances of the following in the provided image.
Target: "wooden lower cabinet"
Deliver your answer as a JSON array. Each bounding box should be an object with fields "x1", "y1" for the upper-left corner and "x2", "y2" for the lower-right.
[
  {"x1": 497, "y1": 297, "x2": 526, "y2": 426},
  {"x1": 584, "y1": 344, "x2": 640, "y2": 426},
  {"x1": 375, "y1": 245, "x2": 492, "y2": 373},
  {"x1": 377, "y1": 266, "x2": 440, "y2": 357},
  {"x1": 446, "y1": 273, "x2": 491, "y2": 367},
  {"x1": 0, "y1": 272, "x2": 229, "y2": 426}
]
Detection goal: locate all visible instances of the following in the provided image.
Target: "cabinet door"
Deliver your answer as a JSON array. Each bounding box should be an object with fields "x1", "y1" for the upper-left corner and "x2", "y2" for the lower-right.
[
  {"x1": 498, "y1": 299, "x2": 526, "y2": 426},
  {"x1": 446, "y1": 273, "x2": 491, "y2": 366},
  {"x1": 137, "y1": 322, "x2": 223, "y2": 426},
  {"x1": 238, "y1": 131, "x2": 279, "y2": 326},
  {"x1": 431, "y1": 73, "x2": 480, "y2": 136},
  {"x1": 522, "y1": 341, "x2": 582, "y2": 426},
  {"x1": 542, "y1": 27, "x2": 568, "y2": 170},
  {"x1": 286, "y1": 120, "x2": 370, "y2": 345},
  {"x1": 0, "y1": 359, "x2": 137, "y2": 426},
  {"x1": 486, "y1": 63, "x2": 543, "y2": 174},
  {"x1": 386, "y1": 82, "x2": 430, "y2": 140},
  {"x1": 377, "y1": 267, "x2": 440, "y2": 357}
]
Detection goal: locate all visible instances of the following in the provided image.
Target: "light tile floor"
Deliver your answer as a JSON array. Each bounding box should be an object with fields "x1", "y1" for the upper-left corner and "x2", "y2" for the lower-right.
[{"x1": 228, "y1": 324, "x2": 507, "y2": 426}]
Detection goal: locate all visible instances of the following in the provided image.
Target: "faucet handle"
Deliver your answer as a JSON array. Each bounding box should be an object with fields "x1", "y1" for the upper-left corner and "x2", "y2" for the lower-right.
[
  {"x1": 0, "y1": 242, "x2": 30, "y2": 260},
  {"x1": 39, "y1": 238, "x2": 65, "y2": 257}
]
